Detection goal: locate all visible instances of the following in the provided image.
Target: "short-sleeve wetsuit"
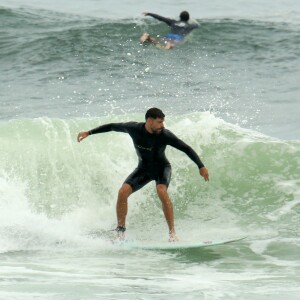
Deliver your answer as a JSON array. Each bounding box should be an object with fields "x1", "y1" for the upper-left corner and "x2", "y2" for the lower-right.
[
  {"x1": 89, "y1": 122, "x2": 204, "y2": 192},
  {"x1": 146, "y1": 13, "x2": 199, "y2": 40}
]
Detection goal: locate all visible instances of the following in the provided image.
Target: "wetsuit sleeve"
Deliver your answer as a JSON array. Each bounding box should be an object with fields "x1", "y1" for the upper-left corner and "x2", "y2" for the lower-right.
[
  {"x1": 189, "y1": 23, "x2": 199, "y2": 30},
  {"x1": 165, "y1": 130, "x2": 205, "y2": 169},
  {"x1": 88, "y1": 122, "x2": 136, "y2": 135},
  {"x1": 146, "y1": 13, "x2": 175, "y2": 26}
]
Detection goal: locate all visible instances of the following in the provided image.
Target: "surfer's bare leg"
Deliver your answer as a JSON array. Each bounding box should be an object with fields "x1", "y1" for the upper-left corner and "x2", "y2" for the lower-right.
[
  {"x1": 116, "y1": 183, "x2": 132, "y2": 238},
  {"x1": 140, "y1": 32, "x2": 159, "y2": 44},
  {"x1": 165, "y1": 42, "x2": 175, "y2": 49},
  {"x1": 140, "y1": 33, "x2": 175, "y2": 49},
  {"x1": 156, "y1": 184, "x2": 178, "y2": 242}
]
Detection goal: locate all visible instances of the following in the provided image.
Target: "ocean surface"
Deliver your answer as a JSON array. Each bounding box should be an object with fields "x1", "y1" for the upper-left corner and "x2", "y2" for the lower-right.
[{"x1": 1, "y1": 0, "x2": 300, "y2": 299}]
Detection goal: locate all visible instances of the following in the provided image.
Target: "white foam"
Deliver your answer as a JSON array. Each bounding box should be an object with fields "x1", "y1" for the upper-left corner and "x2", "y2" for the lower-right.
[{"x1": 0, "y1": 174, "x2": 116, "y2": 253}]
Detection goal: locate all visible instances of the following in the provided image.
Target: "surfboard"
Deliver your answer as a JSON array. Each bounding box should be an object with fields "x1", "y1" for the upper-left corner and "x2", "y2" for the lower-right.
[{"x1": 121, "y1": 236, "x2": 247, "y2": 250}]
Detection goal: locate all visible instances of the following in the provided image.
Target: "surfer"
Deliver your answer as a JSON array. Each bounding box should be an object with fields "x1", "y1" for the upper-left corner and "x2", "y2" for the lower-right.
[
  {"x1": 77, "y1": 108, "x2": 209, "y2": 242},
  {"x1": 140, "y1": 11, "x2": 199, "y2": 49}
]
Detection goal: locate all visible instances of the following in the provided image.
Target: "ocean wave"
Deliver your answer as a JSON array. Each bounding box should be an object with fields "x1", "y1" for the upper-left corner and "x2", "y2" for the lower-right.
[
  {"x1": 1, "y1": 6, "x2": 299, "y2": 58},
  {"x1": 0, "y1": 114, "x2": 299, "y2": 251}
]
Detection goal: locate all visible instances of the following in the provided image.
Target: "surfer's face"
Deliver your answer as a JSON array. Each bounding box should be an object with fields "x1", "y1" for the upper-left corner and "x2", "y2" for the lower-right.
[{"x1": 150, "y1": 118, "x2": 165, "y2": 134}]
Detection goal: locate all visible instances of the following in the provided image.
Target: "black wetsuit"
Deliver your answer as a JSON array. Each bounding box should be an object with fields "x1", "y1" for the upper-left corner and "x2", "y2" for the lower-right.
[
  {"x1": 89, "y1": 122, "x2": 204, "y2": 192},
  {"x1": 146, "y1": 13, "x2": 199, "y2": 38}
]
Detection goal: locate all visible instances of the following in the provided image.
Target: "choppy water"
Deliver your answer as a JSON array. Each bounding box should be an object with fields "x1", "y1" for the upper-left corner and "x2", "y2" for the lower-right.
[{"x1": 1, "y1": 0, "x2": 300, "y2": 299}]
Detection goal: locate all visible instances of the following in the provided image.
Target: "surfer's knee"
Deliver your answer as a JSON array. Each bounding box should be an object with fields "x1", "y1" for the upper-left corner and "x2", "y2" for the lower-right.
[
  {"x1": 156, "y1": 184, "x2": 168, "y2": 196},
  {"x1": 118, "y1": 184, "x2": 132, "y2": 199}
]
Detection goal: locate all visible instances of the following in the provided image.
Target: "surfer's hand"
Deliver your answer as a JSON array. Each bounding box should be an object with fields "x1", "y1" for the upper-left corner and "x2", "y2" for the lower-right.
[
  {"x1": 200, "y1": 167, "x2": 209, "y2": 181},
  {"x1": 77, "y1": 131, "x2": 89, "y2": 142},
  {"x1": 143, "y1": 12, "x2": 149, "y2": 16}
]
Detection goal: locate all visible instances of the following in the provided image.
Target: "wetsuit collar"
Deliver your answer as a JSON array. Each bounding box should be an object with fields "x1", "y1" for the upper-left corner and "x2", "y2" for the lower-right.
[{"x1": 143, "y1": 123, "x2": 153, "y2": 135}]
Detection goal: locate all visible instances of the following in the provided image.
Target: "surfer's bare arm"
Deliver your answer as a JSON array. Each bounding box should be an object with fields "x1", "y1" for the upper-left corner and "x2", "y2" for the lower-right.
[
  {"x1": 199, "y1": 167, "x2": 209, "y2": 181},
  {"x1": 77, "y1": 131, "x2": 89, "y2": 142}
]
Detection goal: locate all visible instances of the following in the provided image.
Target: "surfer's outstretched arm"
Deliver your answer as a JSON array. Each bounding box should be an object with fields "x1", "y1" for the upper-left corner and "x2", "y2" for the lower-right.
[
  {"x1": 77, "y1": 122, "x2": 137, "y2": 143},
  {"x1": 165, "y1": 129, "x2": 209, "y2": 181},
  {"x1": 143, "y1": 12, "x2": 175, "y2": 26}
]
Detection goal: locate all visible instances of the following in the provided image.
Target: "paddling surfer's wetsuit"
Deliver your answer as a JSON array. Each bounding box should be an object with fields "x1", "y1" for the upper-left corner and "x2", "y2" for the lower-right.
[
  {"x1": 88, "y1": 122, "x2": 204, "y2": 192},
  {"x1": 146, "y1": 13, "x2": 199, "y2": 42}
]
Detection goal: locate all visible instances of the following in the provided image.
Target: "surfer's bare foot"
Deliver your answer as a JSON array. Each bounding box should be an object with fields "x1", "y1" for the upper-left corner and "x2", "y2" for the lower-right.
[
  {"x1": 140, "y1": 32, "x2": 150, "y2": 43},
  {"x1": 112, "y1": 226, "x2": 126, "y2": 242},
  {"x1": 111, "y1": 232, "x2": 125, "y2": 243},
  {"x1": 169, "y1": 232, "x2": 179, "y2": 242}
]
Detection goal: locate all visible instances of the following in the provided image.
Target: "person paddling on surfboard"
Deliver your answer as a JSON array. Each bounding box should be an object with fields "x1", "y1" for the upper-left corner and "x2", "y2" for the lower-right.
[
  {"x1": 140, "y1": 11, "x2": 199, "y2": 49},
  {"x1": 77, "y1": 108, "x2": 209, "y2": 242}
]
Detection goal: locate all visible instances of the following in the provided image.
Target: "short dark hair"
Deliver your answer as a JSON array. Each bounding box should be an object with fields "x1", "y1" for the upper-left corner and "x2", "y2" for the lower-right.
[
  {"x1": 180, "y1": 11, "x2": 189, "y2": 22},
  {"x1": 145, "y1": 107, "x2": 165, "y2": 120}
]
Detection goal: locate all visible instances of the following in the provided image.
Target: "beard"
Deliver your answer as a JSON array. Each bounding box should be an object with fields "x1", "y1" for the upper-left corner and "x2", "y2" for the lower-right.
[{"x1": 152, "y1": 128, "x2": 163, "y2": 135}]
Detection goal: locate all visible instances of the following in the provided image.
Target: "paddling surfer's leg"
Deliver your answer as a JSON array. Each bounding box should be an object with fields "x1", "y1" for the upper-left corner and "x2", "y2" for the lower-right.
[
  {"x1": 140, "y1": 32, "x2": 159, "y2": 44},
  {"x1": 165, "y1": 41, "x2": 175, "y2": 49}
]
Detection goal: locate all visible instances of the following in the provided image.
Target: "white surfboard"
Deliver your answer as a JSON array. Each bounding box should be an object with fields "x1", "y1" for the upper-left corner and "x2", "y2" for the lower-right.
[{"x1": 121, "y1": 236, "x2": 247, "y2": 250}]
